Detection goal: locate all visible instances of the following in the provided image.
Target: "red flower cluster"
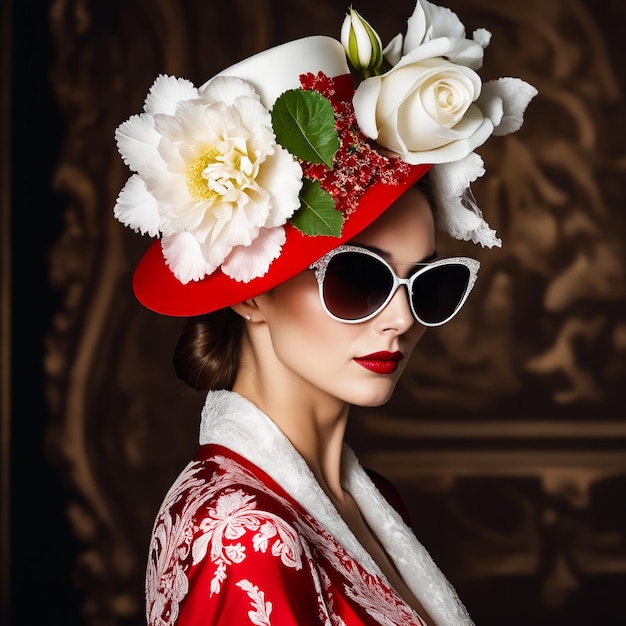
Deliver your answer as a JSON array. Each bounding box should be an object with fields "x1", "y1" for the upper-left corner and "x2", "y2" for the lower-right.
[{"x1": 299, "y1": 72, "x2": 412, "y2": 216}]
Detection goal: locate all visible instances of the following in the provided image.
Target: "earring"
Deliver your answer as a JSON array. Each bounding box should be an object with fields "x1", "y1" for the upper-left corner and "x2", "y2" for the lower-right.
[{"x1": 244, "y1": 314, "x2": 252, "y2": 321}]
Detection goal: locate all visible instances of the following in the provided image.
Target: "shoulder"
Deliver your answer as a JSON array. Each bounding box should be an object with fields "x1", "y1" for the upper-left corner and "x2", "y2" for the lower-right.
[
  {"x1": 151, "y1": 444, "x2": 305, "y2": 552},
  {"x1": 147, "y1": 446, "x2": 326, "y2": 625}
]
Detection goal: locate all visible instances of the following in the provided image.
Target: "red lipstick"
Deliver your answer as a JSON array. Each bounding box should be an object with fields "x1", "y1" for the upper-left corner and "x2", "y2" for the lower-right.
[{"x1": 354, "y1": 351, "x2": 404, "y2": 375}]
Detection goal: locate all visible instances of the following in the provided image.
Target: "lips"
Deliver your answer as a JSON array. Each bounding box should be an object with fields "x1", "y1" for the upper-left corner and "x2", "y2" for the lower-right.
[{"x1": 353, "y1": 351, "x2": 404, "y2": 375}]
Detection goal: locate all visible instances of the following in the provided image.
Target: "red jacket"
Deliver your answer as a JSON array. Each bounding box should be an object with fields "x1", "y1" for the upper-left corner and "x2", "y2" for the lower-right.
[{"x1": 145, "y1": 390, "x2": 473, "y2": 626}]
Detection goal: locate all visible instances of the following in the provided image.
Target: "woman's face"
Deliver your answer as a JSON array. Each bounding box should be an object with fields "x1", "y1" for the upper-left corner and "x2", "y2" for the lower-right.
[{"x1": 254, "y1": 186, "x2": 435, "y2": 408}]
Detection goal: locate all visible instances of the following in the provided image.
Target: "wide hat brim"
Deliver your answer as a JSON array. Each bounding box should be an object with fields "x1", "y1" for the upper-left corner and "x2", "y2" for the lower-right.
[{"x1": 133, "y1": 162, "x2": 430, "y2": 316}]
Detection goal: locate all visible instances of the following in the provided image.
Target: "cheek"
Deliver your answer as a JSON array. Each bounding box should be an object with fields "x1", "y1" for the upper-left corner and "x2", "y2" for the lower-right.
[
  {"x1": 266, "y1": 274, "x2": 347, "y2": 344},
  {"x1": 264, "y1": 274, "x2": 369, "y2": 384},
  {"x1": 275, "y1": 275, "x2": 325, "y2": 327}
]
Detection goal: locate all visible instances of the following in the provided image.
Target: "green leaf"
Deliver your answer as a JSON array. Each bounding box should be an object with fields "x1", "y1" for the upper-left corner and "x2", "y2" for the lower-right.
[
  {"x1": 271, "y1": 89, "x2": 339, "y2": 168},
  {"x1": 290, "y1": 179, "x2": 343, "y2": 237}
]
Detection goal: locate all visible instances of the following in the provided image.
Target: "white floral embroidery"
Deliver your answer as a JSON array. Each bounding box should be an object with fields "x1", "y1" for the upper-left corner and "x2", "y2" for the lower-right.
[
  {"x1": 300, "y1": 538, "x2": 334, "y2": 625},
  {"x1": 236, "y1": 579, "x2": 273, "y2": 626},
  {"x1": 210, "y1": 455, "x2": 428, "y2": 624},
  {"x1": 295, "y1": 517, "x2": 428, "y2": 625},
  {"x1": 146, "y1": 457, "x2": 293, "y2": 625},
  {"x1": 211, "y1": 455, "x2": 425, "y2": 625},
  {"x1": 190, "y1": 487, "x2": 303, "y2": 595},
  {"x1": 319, "y1": 569, "x2": 347, "y2": 626},
  {"x1": 297, "y1": 520, "x2": 425, "y2": 625},
  {"x1": 146, "y1": 463, "x2": 217, "y2": 626},
  {"x1": 202, "y1": 391, "x2": 474, "y2": 625},
  {"x1": 344, "y1": 572, "x2": 426, "y2": 626},
  {"x1": 147, "y1": 452, "x2": 427, "y2": 625}
]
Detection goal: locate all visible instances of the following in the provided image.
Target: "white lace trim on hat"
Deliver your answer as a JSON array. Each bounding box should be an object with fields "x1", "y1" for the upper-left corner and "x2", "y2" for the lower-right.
[{"x1": 431, "y1": 152, "x2": 502, "y2": 248}]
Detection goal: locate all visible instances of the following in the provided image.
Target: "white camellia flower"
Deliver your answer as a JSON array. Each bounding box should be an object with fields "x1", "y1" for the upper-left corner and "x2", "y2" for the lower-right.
[
  {"x1": 114, "y1": 74, "x2": 303, "y2": 283},
  {"x1": 353, "y1": 0, "x2": 537, "y2": 165}
]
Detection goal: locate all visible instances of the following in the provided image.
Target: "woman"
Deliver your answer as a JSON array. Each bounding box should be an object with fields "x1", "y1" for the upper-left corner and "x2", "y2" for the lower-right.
[{"x1": 113, "y1": 2, "x2": 535, "y2": 624}]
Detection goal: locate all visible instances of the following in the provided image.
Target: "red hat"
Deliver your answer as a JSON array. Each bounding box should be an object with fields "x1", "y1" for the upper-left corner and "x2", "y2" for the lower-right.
[
  {"x1": 114, "y1": 4, "x2": 536, "y2": 317},
  {"x1": 132, "y1": 159, "x2": 428, "y2": 316}
]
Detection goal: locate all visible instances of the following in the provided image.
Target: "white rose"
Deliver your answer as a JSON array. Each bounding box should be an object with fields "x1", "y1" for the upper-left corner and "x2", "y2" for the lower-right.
[
  {"x1": 349, "y1": 0, "x2": 537, "y2": 249},
  {"x1": 353, "y1": 52, "x2": 494, "y2": 165},
  {"x1": 398, "y1": 0, "x2": 487, "y2": 69},
  {"x1": 353, "y1": 32, "x2": 537, "y2": 165}
]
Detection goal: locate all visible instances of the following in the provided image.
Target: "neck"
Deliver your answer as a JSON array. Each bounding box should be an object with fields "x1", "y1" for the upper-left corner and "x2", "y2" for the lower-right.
[{"x1": 232, "y1": 331, "x2": 351, "y2": 501}]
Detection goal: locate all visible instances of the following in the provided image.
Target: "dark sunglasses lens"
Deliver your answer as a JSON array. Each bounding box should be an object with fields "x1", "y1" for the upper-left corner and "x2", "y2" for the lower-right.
[
  {"x1": 323, "y1": 252, "x2": 394, "y2": 320},
  {"x1": 412, "y1": 264, "x2": 470, "y2": 324}
]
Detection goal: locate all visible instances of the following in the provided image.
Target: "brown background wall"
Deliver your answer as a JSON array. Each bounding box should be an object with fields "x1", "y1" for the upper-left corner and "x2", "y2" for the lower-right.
[{"x1": 4, "y1": 0, "x2": 626, "y2": 625}]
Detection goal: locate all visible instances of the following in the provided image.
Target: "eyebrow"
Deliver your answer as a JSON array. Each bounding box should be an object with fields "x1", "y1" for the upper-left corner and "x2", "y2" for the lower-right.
[{"x1": 351, "y1": 243, "x2": 438, "y2": 265}]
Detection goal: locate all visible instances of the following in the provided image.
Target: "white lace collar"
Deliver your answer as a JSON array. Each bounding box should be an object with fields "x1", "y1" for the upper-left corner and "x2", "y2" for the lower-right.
[{"x1": 199, "y1": 390, "x2": 473, "y2": 626}]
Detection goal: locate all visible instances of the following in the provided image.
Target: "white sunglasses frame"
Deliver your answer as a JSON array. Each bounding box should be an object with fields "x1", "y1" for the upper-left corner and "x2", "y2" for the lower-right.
[{"x1": 309, "y1": 245, "x2": 480, "y2": 326}]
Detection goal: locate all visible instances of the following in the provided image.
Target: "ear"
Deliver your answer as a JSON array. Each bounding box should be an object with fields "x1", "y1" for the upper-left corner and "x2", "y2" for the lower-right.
[{"x1": 230, "y1": 298, "x2": 262, "y2": 323}]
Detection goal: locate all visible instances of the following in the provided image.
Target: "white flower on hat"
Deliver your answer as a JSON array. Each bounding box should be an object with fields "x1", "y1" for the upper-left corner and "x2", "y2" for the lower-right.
[
  {"x1": 340, "y1": 7, "x2": 384, "y2": 77},
  {"x1": 351, "y1": 0, "x2": 537, "y2": 165},
  {"x1": 114, "y1": 74, "x2": 303, "y2": 283}
]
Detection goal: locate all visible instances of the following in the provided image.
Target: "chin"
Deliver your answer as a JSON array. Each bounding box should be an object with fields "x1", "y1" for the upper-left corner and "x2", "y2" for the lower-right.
[{"x1": 347, "y1": 383, "x2": 398, "y2": 408}]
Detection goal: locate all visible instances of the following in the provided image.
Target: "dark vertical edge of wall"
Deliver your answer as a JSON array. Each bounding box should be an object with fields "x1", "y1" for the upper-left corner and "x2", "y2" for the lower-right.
[
  {"x1": 8, "y1": 0, "x2": 83, "y2": 624},
  {"x1": 0, "y1": 0, "x2": 12, "y2": 621}
]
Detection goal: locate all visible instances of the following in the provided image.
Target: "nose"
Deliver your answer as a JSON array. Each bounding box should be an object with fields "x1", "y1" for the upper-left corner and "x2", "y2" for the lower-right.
[{"x1": 373, "y1": 284, "x2": 416, "y2": 335}]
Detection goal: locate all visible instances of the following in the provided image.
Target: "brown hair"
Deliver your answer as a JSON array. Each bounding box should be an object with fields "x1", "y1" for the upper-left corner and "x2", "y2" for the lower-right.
[
  {"x1": 173, "y1": 172, "x2": 435, "y2": 391},
  {"x1": 173, "y1": 307, "x2": 244, "y2": 390},
  {"x1": 415, "y1": 170, "x2": 437, "y2": 216}
]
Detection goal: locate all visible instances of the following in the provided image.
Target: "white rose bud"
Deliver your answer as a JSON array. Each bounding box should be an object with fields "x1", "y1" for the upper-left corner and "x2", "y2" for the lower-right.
[{"x1": 340, "y1": 7, "x2": 384, "y2": 77}]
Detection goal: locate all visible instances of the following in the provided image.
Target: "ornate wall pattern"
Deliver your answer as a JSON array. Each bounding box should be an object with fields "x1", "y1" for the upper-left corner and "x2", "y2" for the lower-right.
[{"x1": 44, "y1": 0, "x2": 626, "y2": 624}]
